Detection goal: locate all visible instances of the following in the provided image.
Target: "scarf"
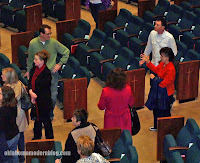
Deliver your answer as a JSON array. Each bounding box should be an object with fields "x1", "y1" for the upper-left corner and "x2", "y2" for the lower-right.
[{"x1": 31, "y1": 64, "x2": 46, "y2": 91}]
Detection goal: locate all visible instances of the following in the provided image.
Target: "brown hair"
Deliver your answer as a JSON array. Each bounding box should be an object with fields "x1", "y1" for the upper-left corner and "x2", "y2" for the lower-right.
[
  {"x1": 77, "y1": 135, "x2": 94, "y2": 156},
  {"x1": 39, "y1": 24, "x2": 51, "y2": 34},
  {"x1": 73, "y1": 109, "x2": 88, "y2": 126},
  {"x1": 35, "y1": 50, "x2": 49, "y2": 64},
  {"x1": 2, "y1": 67, "x2": 19, "y2": 84},
  {"x1": 106, "y1": 67, "x2": 127, "y2": 90},
  {"x1": 1, "y1": 86, "x2": 17, "y2": 107}
]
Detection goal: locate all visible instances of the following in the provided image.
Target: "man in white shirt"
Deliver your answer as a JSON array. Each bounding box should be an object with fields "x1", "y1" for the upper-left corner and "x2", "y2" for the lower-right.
[{"x1": 140, "y1": 17, "x2": 177, "y2": 66}]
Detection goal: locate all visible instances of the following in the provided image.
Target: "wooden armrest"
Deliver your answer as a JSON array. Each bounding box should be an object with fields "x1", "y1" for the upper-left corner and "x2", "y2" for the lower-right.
[
  {"x1": 193, "y1": 36, "x2": 200, "y2": 40},
  {"x1": 167, "y1": 21, "x2": 178, "y2": 25},
  {"x1": 113, "y1": 26, "x2": 126, "y2": 32},
  {"x1": 140, "y1": 42, "x2": 147, "y2": 46},
  {"x1": 87, "y1": 49, "x2": 101, "y2": 53},
  {"x1": 13, "y1": 8, "x2": 23, "y2": 12},
  {"x1": 100, "y1": 58, "x2": 115, "y2": 64},
  {"x1": 72, "y1": 38, "x2": 87, "y2": 42},
  {"x1": 191, "y1": 5, "x2": 200, "y2": 9},
  {"x1": 153, "y1": 15, "x2": 163, "y2": 19},
  {"x1": 107, "y1": 158, "x2": 121, "y2": 162},
  {"x1": 180, "y1": 29, "x2": 192, "y2": 32},
  {"x1": 127, "y1": 34, "x2": 139, "y2": 38},
  {"x1": 169, "y1": 146, "x2": 189, "y2": 151},
  {"x1": 0, "y1": 2, "x2": 9, "y2": 6},
  {"x1": 73, "y1": 39, "x2": 89, "y2": 44},
  {"x1": 58, "y1": 78, "x2": 70, "y2": 82},
  {"x1": 53, "y1": 0, "x2": 59, "y2": 1},
  {"x1": 25, "y1": 52, "x2": 28, "y2": 55},
  {"x1": 26, "y1": 139, "x2": 54, "y2": 143}
]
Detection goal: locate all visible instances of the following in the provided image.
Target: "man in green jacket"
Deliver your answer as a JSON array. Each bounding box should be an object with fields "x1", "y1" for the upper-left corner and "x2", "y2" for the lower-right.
[{"x1": 25, "y1": 24, "x2": 70, "y2": 120}]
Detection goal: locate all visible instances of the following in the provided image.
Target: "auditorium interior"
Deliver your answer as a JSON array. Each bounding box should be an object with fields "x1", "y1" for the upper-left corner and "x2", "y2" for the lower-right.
[{"x1": 0, "y1": 0, "x2": 200, "y2": 162}]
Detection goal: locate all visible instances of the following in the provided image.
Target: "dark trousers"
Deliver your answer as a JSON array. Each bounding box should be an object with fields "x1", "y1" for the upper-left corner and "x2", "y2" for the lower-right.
[
  {"x1": 33, "y1": 118, "x2": 54, "y2": 139},
  {"x1": 153, "y1": 95, "x2": 174, "y2": 128},
  {"x1": 89, "y1": 2, "x2": 105, "y2": 28}
]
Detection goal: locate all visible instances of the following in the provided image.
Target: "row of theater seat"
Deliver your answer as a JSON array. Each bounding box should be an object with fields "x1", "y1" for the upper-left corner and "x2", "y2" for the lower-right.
[
  {"x1": 164, "y1": 118, "x2": 200, "y2": 162},
  {"x1": 0, "y1": 0, "x2": 41, "y2": 32}
]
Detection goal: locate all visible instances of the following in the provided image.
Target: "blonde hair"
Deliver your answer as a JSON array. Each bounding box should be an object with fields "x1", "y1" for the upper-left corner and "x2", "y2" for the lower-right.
[
  {"x1": 77, "y1": 135, "x2": 94, "y2": 156},
  {"x1": 2, "y1": 67, "x2": 19, "y2": 84}
]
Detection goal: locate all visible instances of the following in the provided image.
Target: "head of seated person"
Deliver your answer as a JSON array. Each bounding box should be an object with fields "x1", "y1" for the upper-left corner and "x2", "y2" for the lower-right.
[{"x1": 71, "y1": 109, "x2": 88, "y2": 127}]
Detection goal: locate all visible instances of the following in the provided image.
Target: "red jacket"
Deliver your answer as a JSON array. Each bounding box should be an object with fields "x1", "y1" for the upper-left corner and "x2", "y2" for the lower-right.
[{"x1": 146, "y1": 61, "x2": 176, "y2": 96}]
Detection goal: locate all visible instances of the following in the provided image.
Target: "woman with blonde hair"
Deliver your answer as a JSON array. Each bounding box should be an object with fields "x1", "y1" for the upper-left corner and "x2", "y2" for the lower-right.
[
  {"x1": 76, "y1": 135, "x2": 109, "y2": 163},
  {"x1": 1, "y1": 67, "x2": 28, "y2": 163}
]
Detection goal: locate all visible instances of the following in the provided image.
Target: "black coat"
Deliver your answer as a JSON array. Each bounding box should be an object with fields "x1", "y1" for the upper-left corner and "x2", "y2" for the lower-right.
[
  {"x1": 28, "y1": 65, "x2": 52, "y2": 119},
  {"x1": 0, "y1": 106, "x2": 19, "y2": 140},
  {"x1": 145, "y1": 77, "x2": 170, "y2": 111}
]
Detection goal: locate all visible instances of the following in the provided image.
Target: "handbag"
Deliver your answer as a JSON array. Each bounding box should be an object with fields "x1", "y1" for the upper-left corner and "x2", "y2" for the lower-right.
[
  {"x1": 129, "y1": 106, "x2": 140, "y2": 135},
  {"x1": 92, "y1": 125, "x2": 112, "y2": 157},
  {"x1": 20, "y1": 83, "x2": 32, "y2": 111}
]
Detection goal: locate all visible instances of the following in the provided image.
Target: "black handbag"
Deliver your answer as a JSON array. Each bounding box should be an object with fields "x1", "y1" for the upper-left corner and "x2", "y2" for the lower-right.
[
  {"x1": 92, "y1": 125, "x2": 112, "y2": 157},
  {"x1": 129, "y1": 106, "x2": 140, "y2": 135},
  {"x1": 20, "y1": 83, "x2": 32, "y2": 111}
]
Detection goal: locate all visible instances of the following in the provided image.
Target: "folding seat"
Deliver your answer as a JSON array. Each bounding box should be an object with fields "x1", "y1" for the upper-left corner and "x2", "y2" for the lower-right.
[
  {"x1": 163, "y1": 118, "x2": 200, "y2": 162},
  {"x1": 57, "y1": 56, "x2": 91, "y2": 103},
  {"x1": 0, "y1": 0, "x2": 24, "y2": 28},
  {"x1": 104, "y1": 9, "x2": 132, "y2": 37},
  {"x1": 168, "y1": 11, "x2": 197, "y2": 40},
  {"x1": 108, "y1": 130, "x2": 132, "y2": 159},
  {"x1": 62, "y1": 19, "x2": 91, "y2": 50},
  {"x1": 17, "y1": 45, "x2": 28, "y2": 70},
  {"x1": 180, "y1": 0, "x2": 200, "y2": 12},
  {"x1": 54, "y1": 0, "x2": 65, "y2": 21},
  {"x1": 101, "y1": 47, "x2": 135, "y2": 81},
  {"x1": 89, "y1": 37, "x2": 121, "y2": 79},
  {"x1": 42, "y1": 0, "x2": 57, "y2": 18},
  {"x1": 120, "y1": 146, "x2": 138, "y2": 163},
  {"x1": 169, "y1": 135, "x2": 200, "y2": 163},
  {"x1": 128, "y1": 23, "x2": 154, "y2": 58},
  {"x1": 180, "y1": 24, "x2": 200, "y2": 50},
  {"x1": 75, "y1": 29, "x2": 106, "y2": 67},
  {"x1": 115, "y1": 15, "x2": 144, "y2": 47},
  {"x1": 174, "y1": 40, "x2": 187, "y2": 62},
  {"x1": 183, "y1": 49, "x2": 200, "y2": 62},
  {"x1": 164, "y1": 4, "x2": 183, "y2": 29},
  {"x1": 143, "y1": 0, "x2": 170, "y2": 23},
  {"x1": 0, "y1": 53, "x2": 11, "y2": 68},
  {"x1": 10, "y1": 63, "x2": 28, "y2": 86},
  {"x1": 195, "y1": 39, "x2": 200, "y2": 54}
]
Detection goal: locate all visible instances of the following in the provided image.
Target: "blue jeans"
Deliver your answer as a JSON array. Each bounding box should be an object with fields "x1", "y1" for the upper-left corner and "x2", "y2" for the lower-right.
[
  {"x1": 18, "y1": 132, "x2": 25, "y2": 163},
  {"x1": 6, "y1": 133, "x2": 20, "y2": 163},
  {"x1": 50, "y1": 72, "x2": 58, "y2": 119}
]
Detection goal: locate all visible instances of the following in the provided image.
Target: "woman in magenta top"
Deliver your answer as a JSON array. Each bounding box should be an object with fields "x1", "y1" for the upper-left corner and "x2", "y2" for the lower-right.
[{"x1": 98, "y1": 68, "x2": 134, "y2": 134}]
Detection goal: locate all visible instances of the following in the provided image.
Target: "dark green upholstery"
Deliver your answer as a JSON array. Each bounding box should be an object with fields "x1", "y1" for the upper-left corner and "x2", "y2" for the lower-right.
[
  {"x1": 31, "y1": 158, "x2": 40, "y2": 163},
  {"x1": 195, "y1": 40, "x2": 200, "y2": 54},
  {"x1": 164, "y1": 118, "x2": 200, "y2": 162},
  {"x1": 180, "y1": 0, "x2": 200, "y2": 12},
  {"x1": 0, "y1": 53, "x2": 11, "y2": 67},
  {"x1": 183, "y1": 49, "x2": 200, "y2": 62},
  {"x1": 18, "y1": 45, "x2": 28, "y2": 70},
  {"x1": 89, "y1": 37, "x2": 121, "y2": 79},
  {"x1": 110, "y1": 130, "x2": 132, "y2": 159},
  {"x1": 143, "y1": 0, "x2": 170, "y2": 23},
  {"x1": 174, "y1": 40, "x2": 187, "y2": 62},
  {"x1": 168, "y1": 11, "x2": 197, "y2": 40},
  {"x1": 129, "y1": 23, "x2": 154, "y2": 58},
  {"x1": 75, "y1": 29, "x2": 106, "y2": 67},
  {"x1": 62, "y1": 19, "x2": 91, "y2": 50},
  {"x1": 54, "y1": 0, "x2": 65, "y2": 21},
  {"x1": 104, "y1": 9, "x2": 132, "y2": 37},
  {"x1": 120, "y1": 146, "x2": 138, "y2": 163},
  {"x1": 101, "y1": 47, "x2": 135, "y2": 81},
  {"x1": 115, "y1": 15, "x2": 144, "y2": 47}
]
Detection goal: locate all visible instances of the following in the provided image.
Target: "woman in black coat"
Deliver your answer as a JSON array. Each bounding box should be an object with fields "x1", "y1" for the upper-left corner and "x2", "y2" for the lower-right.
[{"x1": 28, "y1": 50, "x2": 54, "y2": 139}]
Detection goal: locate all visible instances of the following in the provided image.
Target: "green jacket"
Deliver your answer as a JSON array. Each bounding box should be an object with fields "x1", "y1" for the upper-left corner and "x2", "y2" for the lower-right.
[{"x1": 27, "y1": 37, "x2": 70, "y2": 72}]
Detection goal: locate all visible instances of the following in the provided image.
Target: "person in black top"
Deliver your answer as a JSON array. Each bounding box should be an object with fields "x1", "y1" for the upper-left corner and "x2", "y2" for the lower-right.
[
  {"x1": 0, "y1": 86, "x2": 19, "y2": 162},
  {"x1": 28, "y1": 50, "x2": 54, "y2": 140},
  {"x1": 59, "y1": 109, "x2": 101, "y2": 163}
]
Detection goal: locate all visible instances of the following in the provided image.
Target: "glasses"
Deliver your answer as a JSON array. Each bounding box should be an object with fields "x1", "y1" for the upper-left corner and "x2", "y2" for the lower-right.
[{"x1": 45, "y1": 32, "x2": 52, "y2": 36}]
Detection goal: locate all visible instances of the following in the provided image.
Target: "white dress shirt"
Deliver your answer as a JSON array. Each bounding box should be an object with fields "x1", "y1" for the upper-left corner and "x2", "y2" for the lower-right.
[{"x1": 144, "y1": 30, "x2": 177, "y2": 66}]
